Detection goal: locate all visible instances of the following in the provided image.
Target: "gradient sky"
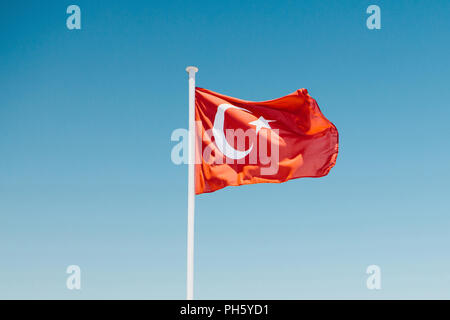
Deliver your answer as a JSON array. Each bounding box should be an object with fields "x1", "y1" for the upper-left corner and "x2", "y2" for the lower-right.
[{"x1": 1, "y1": 0, "x2": 450, "y2": 299}]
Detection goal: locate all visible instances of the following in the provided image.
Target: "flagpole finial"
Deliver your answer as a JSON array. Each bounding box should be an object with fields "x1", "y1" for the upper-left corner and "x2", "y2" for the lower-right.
[{"x1": 186, "y1": 66, "x2": 198, "y2": 74}]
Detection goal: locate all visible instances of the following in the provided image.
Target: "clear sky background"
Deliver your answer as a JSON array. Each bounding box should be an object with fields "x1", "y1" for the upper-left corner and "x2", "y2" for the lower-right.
[{"x1": 1, "y1": 0, "x2": 449, "y2": 299}]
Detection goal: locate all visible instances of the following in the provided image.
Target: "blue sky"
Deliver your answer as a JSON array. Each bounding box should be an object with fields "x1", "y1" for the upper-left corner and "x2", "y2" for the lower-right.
[{"x1": 1, "y1": 0, "x2": 449, "y2": 299}]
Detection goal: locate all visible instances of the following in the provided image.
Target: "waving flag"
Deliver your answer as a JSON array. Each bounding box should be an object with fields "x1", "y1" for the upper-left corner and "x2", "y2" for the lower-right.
[{"x1": 194, "y1": 87, "x2": 339, "y2": 194}]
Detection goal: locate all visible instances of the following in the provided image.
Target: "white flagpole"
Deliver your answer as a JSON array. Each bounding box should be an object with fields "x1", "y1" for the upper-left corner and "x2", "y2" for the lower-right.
[{"x1": 186, "y1": 66, "x2": 198, "y2": 300}]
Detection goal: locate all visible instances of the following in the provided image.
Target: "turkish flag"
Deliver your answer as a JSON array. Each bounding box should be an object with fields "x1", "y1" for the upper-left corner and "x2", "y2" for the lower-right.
[{"x1": 194, "y1": 87, "x2": 339, "y2": 194}]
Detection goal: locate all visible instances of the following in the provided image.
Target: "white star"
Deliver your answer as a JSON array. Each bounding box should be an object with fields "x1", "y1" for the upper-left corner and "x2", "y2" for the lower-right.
[{"x1": 249, "y1": 116, "x2": 275, "y2": 134}]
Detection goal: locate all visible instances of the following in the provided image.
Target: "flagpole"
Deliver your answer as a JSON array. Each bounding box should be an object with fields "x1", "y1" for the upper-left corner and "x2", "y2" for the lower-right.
[{"x1": 186, "y1": 66, "x2": 198, "y2": 300}]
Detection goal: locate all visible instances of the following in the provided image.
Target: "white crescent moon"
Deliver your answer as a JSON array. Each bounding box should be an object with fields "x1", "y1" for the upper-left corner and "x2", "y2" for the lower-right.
[{"x1": 212, "y1": 104, "x2": 253, "y2": 160}]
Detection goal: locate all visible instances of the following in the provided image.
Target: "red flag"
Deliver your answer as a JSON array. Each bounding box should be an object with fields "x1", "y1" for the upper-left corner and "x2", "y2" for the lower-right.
[{"x1": 194, "y1": 87, "x2": 338, "y2": 194}]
